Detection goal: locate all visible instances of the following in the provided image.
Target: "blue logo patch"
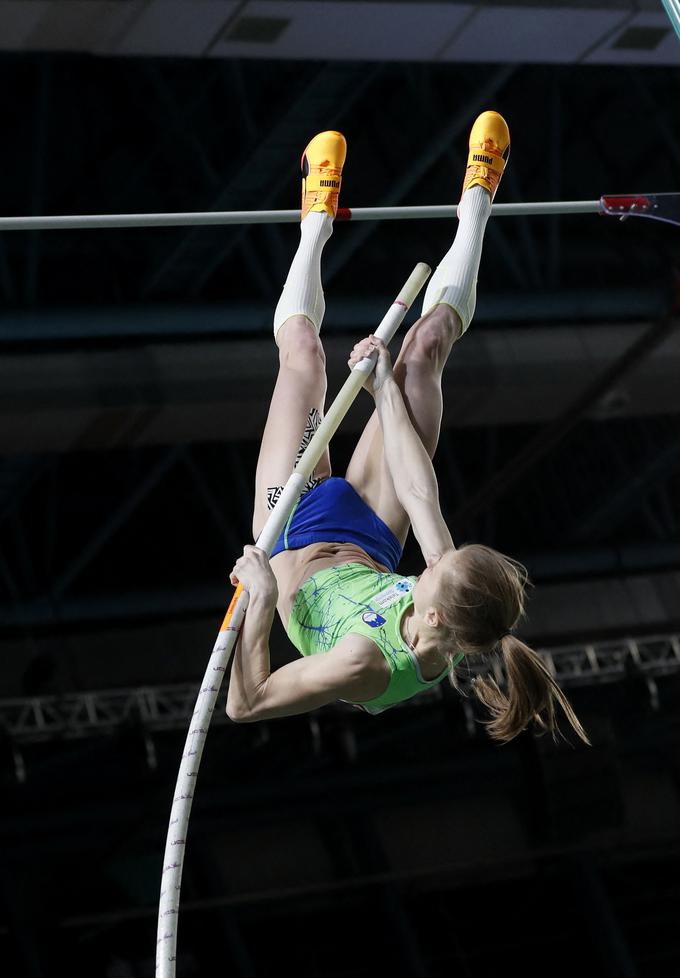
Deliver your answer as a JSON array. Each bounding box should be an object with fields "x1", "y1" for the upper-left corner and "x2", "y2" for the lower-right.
[{"x1": 362, "y1": 611, "x2": 386, "y2": 628}]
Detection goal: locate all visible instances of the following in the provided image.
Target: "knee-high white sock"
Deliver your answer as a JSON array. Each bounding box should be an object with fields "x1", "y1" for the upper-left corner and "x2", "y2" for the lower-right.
[
  {"x1": 273, "y1": 211, "x2": 333, "y2": 343},
  {"x1": 420, "y1": 186, "x2": 492, "y2": 333}
]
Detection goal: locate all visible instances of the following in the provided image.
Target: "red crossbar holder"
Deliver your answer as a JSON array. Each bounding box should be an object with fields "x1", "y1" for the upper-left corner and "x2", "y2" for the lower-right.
[
  {"x1": 600, "y1": 194, "x2": 652, "y2": 215},
  {"x1": 599, "y1": 193, "x2": 680, "y2": 228}
]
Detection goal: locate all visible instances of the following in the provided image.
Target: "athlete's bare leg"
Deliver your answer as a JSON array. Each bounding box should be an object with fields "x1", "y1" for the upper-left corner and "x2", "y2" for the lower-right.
[
  {"x1": 252, "y1": 316, "x2": 331, "y2": 540},
  {"x1": 252, "y1": 127, "x2": 346, "y2": 540}
]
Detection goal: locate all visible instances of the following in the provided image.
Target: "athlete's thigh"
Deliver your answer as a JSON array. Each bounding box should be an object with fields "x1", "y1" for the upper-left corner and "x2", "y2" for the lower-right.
[
  {"x1": 253, "y1": 386, "x2": 331, "y2": 539},
  {"x1": 253, "y1": 393, "x2": 332, "y2": 539},
  {"x1": 252, "y1": 324, "x2": 331, "y2": 540}
]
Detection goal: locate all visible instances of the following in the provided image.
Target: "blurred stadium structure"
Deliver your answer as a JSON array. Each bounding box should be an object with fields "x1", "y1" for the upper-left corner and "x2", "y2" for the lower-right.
[{"x1": 1, "y1": 2, "x2": 680, "y2": 976}]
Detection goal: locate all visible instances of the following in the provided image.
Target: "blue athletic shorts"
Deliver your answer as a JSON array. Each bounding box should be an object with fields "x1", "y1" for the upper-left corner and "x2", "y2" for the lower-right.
[{"x1": 270, "y1": 477, "x2": 403, "y2": 572}]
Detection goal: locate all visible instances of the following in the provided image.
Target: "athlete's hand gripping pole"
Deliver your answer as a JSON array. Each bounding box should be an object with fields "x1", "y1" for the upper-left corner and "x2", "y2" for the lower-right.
[{"x1": 155, "y1": 261, "x2": 431, "y2": 978}]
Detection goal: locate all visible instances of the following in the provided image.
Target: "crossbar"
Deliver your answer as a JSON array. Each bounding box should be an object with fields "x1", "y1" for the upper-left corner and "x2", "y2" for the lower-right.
[{"x1": 0, "y1": 200, "x2": 602, "y2": 231}]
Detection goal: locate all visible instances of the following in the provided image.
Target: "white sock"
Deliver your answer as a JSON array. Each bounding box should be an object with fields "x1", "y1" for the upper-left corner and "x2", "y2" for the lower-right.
[
  {"x1": 420, "y1": 186, "x2": 492, "y2": 333},
  {"x1": 273, "y1": 211, "x2": 333, "y2": 343}
]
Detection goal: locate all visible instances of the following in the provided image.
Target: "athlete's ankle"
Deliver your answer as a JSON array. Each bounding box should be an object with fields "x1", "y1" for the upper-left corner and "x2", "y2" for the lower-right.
[{"x1": 300, "y1": 209, "x2": 334, "y2": 239}]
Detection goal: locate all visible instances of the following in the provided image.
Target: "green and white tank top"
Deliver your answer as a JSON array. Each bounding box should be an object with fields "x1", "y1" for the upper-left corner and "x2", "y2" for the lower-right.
[{"x1": 287, "y1": 562, "x2": 463, "y2": 714}]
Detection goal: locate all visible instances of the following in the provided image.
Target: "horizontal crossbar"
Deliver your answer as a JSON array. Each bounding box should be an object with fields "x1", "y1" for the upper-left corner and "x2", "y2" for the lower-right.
[{"x1": 0, "y1": 200, "x2": 603, "y2": 231}]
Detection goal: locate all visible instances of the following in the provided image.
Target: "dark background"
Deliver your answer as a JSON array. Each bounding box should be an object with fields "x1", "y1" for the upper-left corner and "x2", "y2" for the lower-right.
[{"x1": 1, "y1": 2, "x2": 680, "y2": 976}]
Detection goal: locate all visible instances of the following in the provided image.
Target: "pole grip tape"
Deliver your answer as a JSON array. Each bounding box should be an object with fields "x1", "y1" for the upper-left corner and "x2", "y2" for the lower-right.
[{"x1": 220, "y1": 582, "x2": 244, "y2": 632}]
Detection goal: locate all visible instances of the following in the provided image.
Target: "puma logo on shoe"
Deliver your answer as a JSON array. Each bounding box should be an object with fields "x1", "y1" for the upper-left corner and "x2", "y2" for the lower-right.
[{"x1": 473, "y1": 153, "x2": 494, "y2": 165}]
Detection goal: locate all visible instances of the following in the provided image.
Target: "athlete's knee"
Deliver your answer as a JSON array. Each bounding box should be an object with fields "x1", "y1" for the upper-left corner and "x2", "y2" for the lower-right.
[
  {"x1": 406, "y1": 306, "x2": 460, "y2": 366},
  {"x1": 278, "y1": 317, "x2": 325, "y2": 370}
]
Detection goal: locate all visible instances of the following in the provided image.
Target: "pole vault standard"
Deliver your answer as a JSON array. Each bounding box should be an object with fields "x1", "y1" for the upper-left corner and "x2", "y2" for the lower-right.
[
  {"x1": 2, "y1": 195, "x2": 679, "y2": 230},
  {"x1": 155, "y1": 261, "x2": 432, "y2": 978}
]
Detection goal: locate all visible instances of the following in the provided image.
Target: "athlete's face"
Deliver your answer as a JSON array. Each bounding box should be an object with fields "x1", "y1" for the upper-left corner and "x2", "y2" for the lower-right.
[{"x1": 413, "y1": 548, "x2": 458, "y2": 624}]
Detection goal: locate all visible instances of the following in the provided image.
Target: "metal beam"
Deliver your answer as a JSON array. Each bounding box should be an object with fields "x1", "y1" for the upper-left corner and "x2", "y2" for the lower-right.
[
  {"x1": 519, "y1": 541, "x2": 680, "y2": 579},
  {"x1": 572, "y1": 422, "x2": 680, "y2": 543},
  {"x1": 0, "y1": 288, "x2": 665, "y2": 346},
  {"x1": 6, "y1": 316, "x2": 678, "y2": 456},
  {"x1": 142, "y1": 63, "x2": 383, "y2": 298},
  {"x1": 451, "y1": 315, "x2": 679, "y2": 527},
  {"x1": 63, "y1": 62, "x2": 227, "y2": 217},
  {"x1": 2, "y1": 632, "x2": 679, "y2": 742}
]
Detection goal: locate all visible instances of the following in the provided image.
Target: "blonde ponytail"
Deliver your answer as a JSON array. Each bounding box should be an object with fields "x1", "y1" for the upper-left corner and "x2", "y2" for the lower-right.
[
  {"x1": 434, "y1": 543, "x2": 589, "y2": 745},
  {"x1": 471, "y1": 634, "x2": 590, "y2": 745}
]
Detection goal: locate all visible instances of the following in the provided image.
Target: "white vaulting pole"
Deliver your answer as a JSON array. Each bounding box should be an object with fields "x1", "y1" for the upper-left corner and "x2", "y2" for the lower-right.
[
  {"x1": 155, "y1": 261, "x2": 431, "y2": 978},
  {"x1": 0, "y1": 200, "x2": 603, "y2": 231}
]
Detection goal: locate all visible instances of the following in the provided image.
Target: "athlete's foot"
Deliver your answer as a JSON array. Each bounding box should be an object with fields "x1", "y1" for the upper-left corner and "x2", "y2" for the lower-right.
[
  {"x1": 301, "y1": 130, "x2": 347, "y2": 221},
  {"x1": 461, "y1": 110, "x2": 510, "y2": 203}
]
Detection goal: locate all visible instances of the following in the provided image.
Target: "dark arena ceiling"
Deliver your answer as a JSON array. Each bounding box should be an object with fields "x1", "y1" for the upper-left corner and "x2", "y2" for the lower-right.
[{"x1": 1, "y1": 2, "x2": 680, "y2": 976}]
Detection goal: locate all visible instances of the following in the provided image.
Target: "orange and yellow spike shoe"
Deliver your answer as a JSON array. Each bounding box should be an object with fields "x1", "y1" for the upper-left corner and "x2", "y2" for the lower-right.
[
  {"x1": 301, "y1": 130, "x2": 346, "y2": 221},
  {"x1": 461, "y1": 110, "x2": 510, "y2": 201}
]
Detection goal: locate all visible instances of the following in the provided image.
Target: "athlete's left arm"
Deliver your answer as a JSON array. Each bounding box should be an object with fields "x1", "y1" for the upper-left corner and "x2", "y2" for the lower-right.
[{"x1": 373, "y1": 376, "x2": 454, "y2": 562}]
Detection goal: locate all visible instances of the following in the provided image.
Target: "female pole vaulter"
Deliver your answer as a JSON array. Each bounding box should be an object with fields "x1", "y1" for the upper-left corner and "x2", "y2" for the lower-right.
[{"x1": 226, "y1": 113, "x2": 589, "y2": 745}]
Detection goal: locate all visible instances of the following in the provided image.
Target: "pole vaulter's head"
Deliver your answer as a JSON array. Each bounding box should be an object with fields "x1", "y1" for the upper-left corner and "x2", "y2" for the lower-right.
[{"x1": 412, "y1": 544, "x2": 590, "y2": 746}]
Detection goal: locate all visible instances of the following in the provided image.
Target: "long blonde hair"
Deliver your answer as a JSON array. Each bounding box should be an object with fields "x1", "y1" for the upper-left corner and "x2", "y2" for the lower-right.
[{"x1": 436, "y1": 544, "x2": 589, "y2": 746}]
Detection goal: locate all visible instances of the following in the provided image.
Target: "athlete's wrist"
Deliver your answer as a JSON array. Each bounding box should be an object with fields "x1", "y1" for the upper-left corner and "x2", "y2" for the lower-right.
[
  {"x1": 374, "y1": 373, "x2": 399, "y2": 404},
  {"x1": 247, "y1": 588, "x2": 278, "y2": 615}
]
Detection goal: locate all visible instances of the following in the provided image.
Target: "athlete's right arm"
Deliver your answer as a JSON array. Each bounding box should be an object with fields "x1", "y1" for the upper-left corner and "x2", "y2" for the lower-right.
[
  {"x1": 227, "y1": 632, "x2": 389, "y2": 722},
  {"x1": 225, "y1": 536, "x2": 389, "y2": 722}
]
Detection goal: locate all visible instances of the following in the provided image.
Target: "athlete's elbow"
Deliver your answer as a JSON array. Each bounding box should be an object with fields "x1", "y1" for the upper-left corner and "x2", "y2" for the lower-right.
[
  {"x1": 226, "y1": 703, "x2": 249, "y2": 723},
  {"x1": 226, "y1": 693, "x2": 260, "y2": 723}
]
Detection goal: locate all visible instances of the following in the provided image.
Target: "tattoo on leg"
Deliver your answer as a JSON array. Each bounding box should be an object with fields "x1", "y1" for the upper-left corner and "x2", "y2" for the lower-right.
[
  {"x1": 266, "y1": 486, "x2": 283, "y2": 509},
  {"x1": 296, "y1": 408, "x2": 322, "y2": 464},
  {"x1": 266, "y1": 409, "x2": 324, "y2": 510}
]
